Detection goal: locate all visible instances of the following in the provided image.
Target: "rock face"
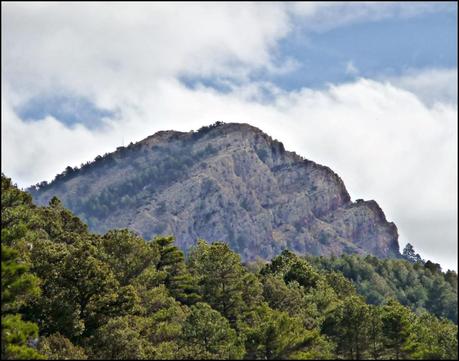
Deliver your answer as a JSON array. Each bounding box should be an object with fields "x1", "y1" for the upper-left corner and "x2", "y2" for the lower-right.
[{"x1": 29, "y1": 122, "x2": 400, "y2": 261}]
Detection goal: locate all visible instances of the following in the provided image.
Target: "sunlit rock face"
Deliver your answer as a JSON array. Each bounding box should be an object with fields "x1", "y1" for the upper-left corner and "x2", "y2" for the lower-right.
[{"x1": 30, "y1": 122, "x2": 400, "y2": 261}]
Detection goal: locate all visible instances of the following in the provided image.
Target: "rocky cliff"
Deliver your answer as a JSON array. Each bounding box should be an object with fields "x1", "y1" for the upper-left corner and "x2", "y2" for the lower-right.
[{"x1": 29, "y1": 122, "x2": 400, "y2": 261}]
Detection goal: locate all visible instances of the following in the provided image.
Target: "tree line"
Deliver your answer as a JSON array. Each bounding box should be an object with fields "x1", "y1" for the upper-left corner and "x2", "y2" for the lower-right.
[{"x1": 1, "y1": 174, "x2": 457, "y2": 360}]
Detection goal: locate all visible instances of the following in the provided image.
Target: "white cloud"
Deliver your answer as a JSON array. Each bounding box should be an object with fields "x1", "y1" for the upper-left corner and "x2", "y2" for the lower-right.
[
  {"x1": 2, "y1": 2, "x2": 457, "y2": 270},
  {"x1": 2, "y1": 2, "x2": 290, "y2": 108},
  {"x1": 382, "y1": 68, "x2": 458, "y2": 106},
  {"x1": 2, "y1": 2, "x2": 452, "y2": 105}
]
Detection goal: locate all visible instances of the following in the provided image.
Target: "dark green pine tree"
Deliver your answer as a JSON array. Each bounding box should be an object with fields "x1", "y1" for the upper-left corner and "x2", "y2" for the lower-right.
[
  {"x1": 1, "y1": 245, "x2": 43, "y2": 360},
  {"x1": 402, "y1": 243, "x2": 424, "y2": 264},
  {"x1": 187, "y1": 240, "x2": 247, "y2": 323},
  {"x1": 381, "y1": 299, "x2": 413, "y2": 360},
  {"x1": 1, "y1": 174, "x2": 44, "y2": 359},
  {"x1": 154, "y1": 236, "x2": 200, "y2": 305}
]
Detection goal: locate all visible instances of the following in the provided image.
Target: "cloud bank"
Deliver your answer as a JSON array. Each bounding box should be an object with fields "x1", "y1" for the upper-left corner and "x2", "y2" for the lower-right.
[{"x1": 2, "y1": 2, "x2": 457, "y2": 270}]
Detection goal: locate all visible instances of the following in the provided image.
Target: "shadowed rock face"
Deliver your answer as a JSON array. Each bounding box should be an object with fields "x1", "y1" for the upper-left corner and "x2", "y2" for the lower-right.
[{"x1": 29, "y1": 122, "x2": 400, "y2": 261}]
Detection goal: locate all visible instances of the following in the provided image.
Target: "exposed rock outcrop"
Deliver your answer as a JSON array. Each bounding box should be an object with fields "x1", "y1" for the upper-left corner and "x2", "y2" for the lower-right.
[{"x1": 29, "y1": 122, "x2": 400, "y2": 260}]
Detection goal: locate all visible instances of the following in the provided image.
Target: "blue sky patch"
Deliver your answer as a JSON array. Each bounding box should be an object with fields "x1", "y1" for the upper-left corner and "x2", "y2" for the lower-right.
[
  {"x1": 16, "y1": 95, "x2": 114, "y2": 129},
  {"x1": 271, "y1": 9, "x2": 457, "y2": 90},
  {"x1": 180, "y1": 8, "x2": 457, "y2": 93}
]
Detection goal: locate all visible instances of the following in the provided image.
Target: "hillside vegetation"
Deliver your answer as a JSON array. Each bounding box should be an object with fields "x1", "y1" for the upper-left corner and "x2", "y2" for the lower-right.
[
  {"x1": 307, "y1": 254, "x2": 457, "y2": 323},
  {"x1": 2, "y1": 174, "x2": 457, "y2": 360}
]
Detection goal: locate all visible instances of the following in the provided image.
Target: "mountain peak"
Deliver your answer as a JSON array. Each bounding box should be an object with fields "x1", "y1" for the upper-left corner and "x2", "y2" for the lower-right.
[{"x1": 29, "y1": 122, "x2": 400, "y2": 261}]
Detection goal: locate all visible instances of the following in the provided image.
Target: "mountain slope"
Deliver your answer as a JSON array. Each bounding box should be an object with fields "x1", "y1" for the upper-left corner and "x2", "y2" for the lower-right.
[{"x1": 29, "y1": 122, "x2": 400, "y2": 261}]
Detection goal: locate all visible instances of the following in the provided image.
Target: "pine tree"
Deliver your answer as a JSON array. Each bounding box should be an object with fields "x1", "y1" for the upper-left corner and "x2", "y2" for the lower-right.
[
  {"x1": 179, "y1": 302, "x2": 243, "y2": 359},
  {"x1": 1, "y1": 245, "x2": 43, "y2": 360},
  {"x1": 402, "y1": 243, "x2": 424, "y2": 264},
  {"x1": 381, "y1": 299, "x2": 413, "y2": 360},
  {"x1": 155, "y1": 236, "x2": 200, "y2": 305},
  {"x1": 1, "y1": 175, "x2": 43, "y2": 359},
  {"x1": 188, "y1": 240, "x2": 246, "y2": 322}
]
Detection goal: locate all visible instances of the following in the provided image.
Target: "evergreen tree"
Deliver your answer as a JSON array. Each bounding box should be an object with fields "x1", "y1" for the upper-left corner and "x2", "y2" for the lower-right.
[
  {"x1": 179, "y1": 303, "x2": 243, "y2": 359},
  {"x1": 154, "y1": 236, "x2": 200, "y2": 305},
  {"x1": 240, "y1": 303, "x2": 332, "y2": 360},
  {"x1": 381, "y1": 299, "x2": 413, "y2": 360},
  {"x1": 405, "y1": 311, "x2": 458, "y2": 360},
  {"x1": 323, "y1": 295, "x2": 370, "y2": 359},
  {"x1": 1, "y1": 245, "x2": 42, "y2": 360},
  {"x1": 1, "y1": 314, "x2": 43, "y2": 360},
  {"x1": 1, "y1": 176, "x2": 43, "y2": 359},
  {"x1": 368, "y1": 305, "x2": 384, "y2": 360},
  {"x1": 188, "y1": 240, "x2": 246, "y2": 322},
  {"x1": 102, "y1": 229, "x2": 158, "y2": 286},
  {"x1": 402, "y1": 243, "x2": 424, "y2": 264},
  {"x1": 89, "y1": 316, "x2": 154, "y2": 359}
]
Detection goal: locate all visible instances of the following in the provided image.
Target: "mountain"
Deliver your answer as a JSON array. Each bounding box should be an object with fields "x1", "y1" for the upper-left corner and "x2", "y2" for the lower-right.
[{"x1": 29, "y1": 122, "x2": 400, "y2": 261}]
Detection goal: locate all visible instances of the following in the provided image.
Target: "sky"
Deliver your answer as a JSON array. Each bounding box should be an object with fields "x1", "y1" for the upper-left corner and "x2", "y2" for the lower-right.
[{"x1": 2, "y1": 2, "x2": 457, "y2": 271}]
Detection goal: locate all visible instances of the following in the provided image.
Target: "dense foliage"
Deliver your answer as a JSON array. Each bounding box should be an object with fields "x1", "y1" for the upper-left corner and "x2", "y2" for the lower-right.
[
  {"x1": 2, "y1": 174, "x2": 457, "y2": 360},
  {"x1": 307, "y1": 251, "x2": 457, "y2": 323}
]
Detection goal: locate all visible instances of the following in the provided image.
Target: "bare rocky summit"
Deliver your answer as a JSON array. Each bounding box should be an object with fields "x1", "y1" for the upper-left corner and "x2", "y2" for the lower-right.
[{"x1": 29, "y1": 122, "x2": 400, "y2": 261}]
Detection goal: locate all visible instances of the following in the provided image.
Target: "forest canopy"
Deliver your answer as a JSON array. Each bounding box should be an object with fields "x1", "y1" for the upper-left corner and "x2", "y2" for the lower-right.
[{"x1": 1, "y1": 174, "x2": 457, "y2": 360}]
